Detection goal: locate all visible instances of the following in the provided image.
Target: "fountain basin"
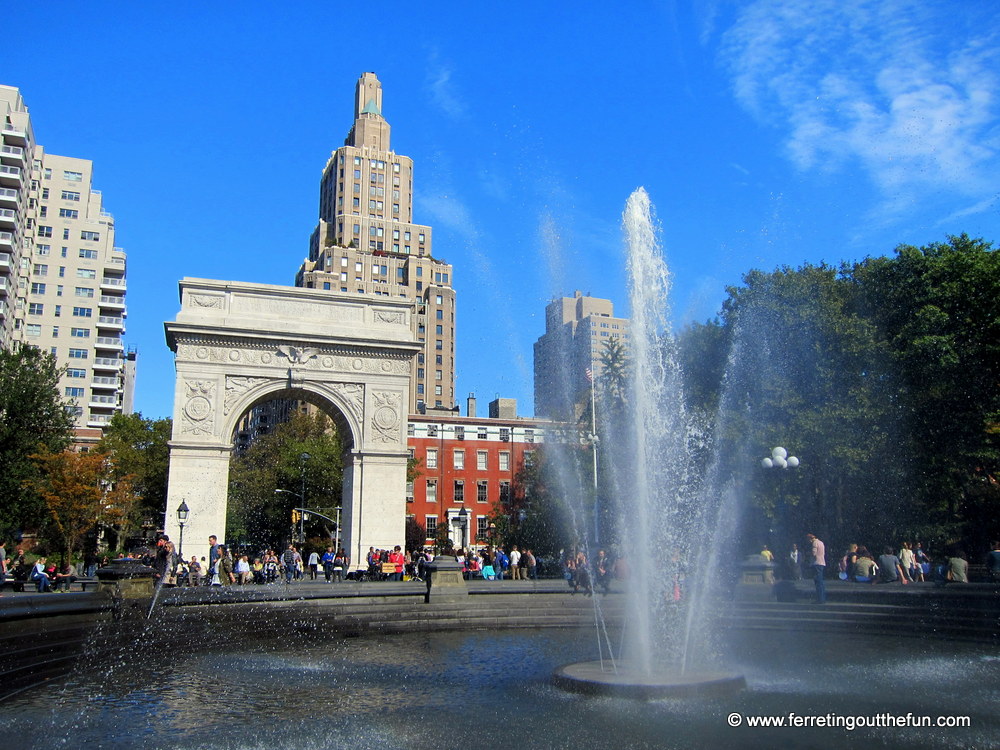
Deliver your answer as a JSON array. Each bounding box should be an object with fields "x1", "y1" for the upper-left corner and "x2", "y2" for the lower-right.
[{"x1": 554, "y1": 660, "x2": 746, "y2": 699}]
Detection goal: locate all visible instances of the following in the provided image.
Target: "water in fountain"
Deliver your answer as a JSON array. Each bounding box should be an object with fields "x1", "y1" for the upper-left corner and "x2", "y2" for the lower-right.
[
  {"x1": 616, "y1": 187, "x2": 701, "y2": 673},
  {"x1": 552, "y1": 188, "x2": 744, "y2": 695}
]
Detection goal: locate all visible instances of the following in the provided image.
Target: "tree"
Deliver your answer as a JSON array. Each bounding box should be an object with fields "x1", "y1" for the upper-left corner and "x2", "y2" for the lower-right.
[
  {"x1": 227, "y1": 410, "x2": 344, "y2": 548},
  {"x1": 0, "y1": 344, "x2": 74, "y2": 534},
  {"x1": 26, "y1": 448, "x2": 135, "y2": 562},
  {"x1": 851, "y1": 235, "x2": 1000, "y2": 547},
  {"x1": 97, "y1": 412, "x2": 172, "y2": 530}
]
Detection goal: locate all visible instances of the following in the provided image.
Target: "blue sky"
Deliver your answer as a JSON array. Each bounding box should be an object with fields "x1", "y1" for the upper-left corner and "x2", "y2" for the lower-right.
[{"x1": 4, "y1": 1, "x2": 999, "y2": 421}]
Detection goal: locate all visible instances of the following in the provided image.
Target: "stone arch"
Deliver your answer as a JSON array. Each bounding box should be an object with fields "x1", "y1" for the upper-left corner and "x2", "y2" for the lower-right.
[
  {"x1": 222, "y1": 380, "x2": 362, "y2": 452},
  {"x1": 163, "y1": 278, "x2": 419, "y2": 569}
]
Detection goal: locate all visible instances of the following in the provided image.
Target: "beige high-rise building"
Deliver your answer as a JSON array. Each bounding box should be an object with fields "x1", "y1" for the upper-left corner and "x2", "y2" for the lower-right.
[
  {"x1": 533, "y1": 291, "x2": 629, "y2": 419},
  {"x1": 296, "y1": 73, "x2": 456, "y2": 414},
  {"x1": 1, "y1": 85, "x2": 132, "y2": 445},
  {"x1": 0, "y1": 86, "x2": 35, "y2": 351}
]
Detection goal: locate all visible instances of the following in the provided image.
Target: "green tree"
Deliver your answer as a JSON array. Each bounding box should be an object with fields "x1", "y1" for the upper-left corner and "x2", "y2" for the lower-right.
[
  {"x1": 26, "y1": 448, "x2": 135, "y2": 562},
  {"x1": 852, "y1": 234, "x2": 1000, "y2": 548},
  {"x1": 97, "y1": 412, "x2": 172, "y2": 530},
  {"x1": 717, "y1": 263, "x2": 903, "y2": 550},
  {"x1": 0, "y1": 344, "x2": 74, "y2": 534},
  {"x1": 227, "y1": 410, "x2": 344, "y2": 548}
]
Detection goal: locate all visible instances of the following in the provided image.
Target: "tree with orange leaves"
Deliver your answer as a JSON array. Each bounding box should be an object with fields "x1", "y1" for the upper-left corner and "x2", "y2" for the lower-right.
[{"x1": 26, "y1": 449, "x2": 135, "y2": 562}]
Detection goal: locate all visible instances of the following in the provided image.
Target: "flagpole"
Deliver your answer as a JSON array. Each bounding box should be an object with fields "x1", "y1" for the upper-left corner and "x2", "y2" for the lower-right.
[{"x1": 589, "y1": 368, "x2": 599, "y2": 545}]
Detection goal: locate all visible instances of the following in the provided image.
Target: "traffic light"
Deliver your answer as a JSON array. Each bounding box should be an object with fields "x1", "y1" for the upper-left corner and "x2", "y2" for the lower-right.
[{"x1": 291, "y1": 509, "x2": 301, "y2": 524}]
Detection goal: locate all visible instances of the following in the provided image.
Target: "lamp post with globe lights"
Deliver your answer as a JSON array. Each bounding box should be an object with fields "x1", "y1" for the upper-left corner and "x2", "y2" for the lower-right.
[{"x1": 761, "y1": 447, "x2": 799, "y2": 548}]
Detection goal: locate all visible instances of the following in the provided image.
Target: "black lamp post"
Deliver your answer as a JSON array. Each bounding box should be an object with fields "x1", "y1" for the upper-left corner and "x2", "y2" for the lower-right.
[{"x1": 176, "y1": 500, "x2": 189, "y2": 558}]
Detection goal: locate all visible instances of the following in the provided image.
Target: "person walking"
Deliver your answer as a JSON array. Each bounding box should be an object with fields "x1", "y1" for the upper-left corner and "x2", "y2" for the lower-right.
[
  {"x1": 307, "y1": 549, "x2": 320, "y2": 580},
  {"x1": 806, "y1": 533, "x2": 826, "y2": 604},
  {"x1": 282, "y1": 544, "x2": 298, "y2": 584}
]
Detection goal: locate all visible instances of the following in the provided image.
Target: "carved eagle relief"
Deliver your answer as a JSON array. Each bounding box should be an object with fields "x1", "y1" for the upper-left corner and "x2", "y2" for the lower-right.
[{"x1": 276, "y1": 345, "x2": 320, "y2": 365}]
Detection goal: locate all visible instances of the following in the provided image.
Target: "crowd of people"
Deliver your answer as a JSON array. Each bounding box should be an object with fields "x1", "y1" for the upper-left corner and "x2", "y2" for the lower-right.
[{"x1": 779, "y1": 534, "x2": 1000, "y2": 604}]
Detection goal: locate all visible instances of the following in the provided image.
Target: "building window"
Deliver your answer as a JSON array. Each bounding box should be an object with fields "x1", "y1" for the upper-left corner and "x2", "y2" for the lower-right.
[
  {"x1": 70, "y1": 327, "x2": 90, "y2": 338},
  {"x1": 65, "y1": 387, "x2": 85, "y2": 398},
  {"x1": 477, "y1": 450, "x2": 488, "y2": 470},
  {"x1": 63, "y1": 171, "x2": 83, "y2": 182},
  {"x1": 454, "y1": 480, "x2": 464, "y2": 504},
  {"x1": 426, "y1": 481, "x2": 437, "y2": 503},
  {"x1": 68, "y1": 348, "x2": 88, "y2": 359},
  {"x1": 25, "y1": 324, "x2": 41, "y2": 337},
  {"x1": 477, "y1": 480, "x2": 488, "y2": 504},
  {"x1": 72, "y1": 306, "x2": 92, "y2": 317},
  {"x1": 477, "y1": 427, "x2": 487, "y2": 440},
  {"x1": 61, "y1": 190, "x2": 80, "y2": 201},
  {"x1": 37, "y1": 226, "x2": 52, "y2": 238},
  {"x1": 427, "y1": 424, "x2": 438, "y2": 437},
  {"x1": 453, "y1": 450, "x2": 464, "y2": 470},
  {"x1": 499, "y1": 452, "x2": 510, "y2": 472},
  {"x1": 75, "y1": 287, "x2": 94, "y2": 297},
  {"x1": 28, "y1": 303, "x2": 43, "y2": 315},
  {"x1": 36, "y1": 244, "x2": 51, "y2": 256},
  {"x1": 66, "y1": 368, "x2": 86, "y2": 378},
  {"x1": 525, "y1": 429, "x2": 535, "y2": 444},
  {"x1": 524, "y1": 450, "x2": 536, "y2": 467},
  {"x1": 58, "y1": 208, "x2": 79, "y2": 219},
  {"x1": 80, "y1": 231, "x2": 100, "y2": 242},
  {"x1": 30, "y1": 283, "x2": 46, "y2": 294},
  {"x1": 426, "y1": 515, "x2": 437, "y2": 539},
  {"x1": 77, "y1": 268, "x2": 96, "y2": 279},
  {"x1": 500, "y1": 427, "x2": 511, "y2": 442},
  {"x1": 426, "y1": 448, "x2": 438, "y2": 469},
  {"x1": 79, "y1": 249, "x2": 98, "y2": 259},
  {"x1": 500, "y1": 481, "x2": 511, "y2": 503}
]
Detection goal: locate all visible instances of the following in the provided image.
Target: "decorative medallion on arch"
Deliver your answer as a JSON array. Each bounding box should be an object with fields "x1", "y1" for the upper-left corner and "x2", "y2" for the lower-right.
[{"x1": 163, "y1": 278, "x2": 420, "y2": 568}]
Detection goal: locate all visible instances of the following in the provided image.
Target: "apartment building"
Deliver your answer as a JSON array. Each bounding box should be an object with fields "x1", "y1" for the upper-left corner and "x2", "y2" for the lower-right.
[
  {"x1": 533, "y1": 291, "x2": 629, "y2": 419},
  {"x1": 296, "y1": 72, "x2": 455, "y2": 414},
  {"x1": 0, "y1": 86, "x2": 35, "y2": 351},
  {"x1": 407, "y1": 397, "x2": 556, "y2": 550},
  {"x1": 1, "y1": 85, "x2": 132, "y2": 444}
]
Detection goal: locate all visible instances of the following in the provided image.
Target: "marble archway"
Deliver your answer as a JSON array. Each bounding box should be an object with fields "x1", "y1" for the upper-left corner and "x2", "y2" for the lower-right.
[{"x1": 163, "y1": 278, "x2": 418, "y2": 567}]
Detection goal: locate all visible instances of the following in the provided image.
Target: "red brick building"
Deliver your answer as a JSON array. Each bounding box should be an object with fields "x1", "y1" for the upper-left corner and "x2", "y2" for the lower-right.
[{"x1": 407, "y1": 405, "x2": 560, "y2": 550}]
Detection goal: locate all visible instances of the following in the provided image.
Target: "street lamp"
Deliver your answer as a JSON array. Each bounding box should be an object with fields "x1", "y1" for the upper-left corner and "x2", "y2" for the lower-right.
[
  {"x1": 761, "y1": 446, "x2": 798, "y2": 470},
  {"x1": 761, "y1": 446, "x2": 799, "y2": 546},
  {"x1": 176, "y1": 500, "x2": 189, "y2": 558}
]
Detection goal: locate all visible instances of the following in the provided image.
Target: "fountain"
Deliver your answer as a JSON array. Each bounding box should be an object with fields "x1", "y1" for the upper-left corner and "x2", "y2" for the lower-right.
[{"x1": 553, "y1": 187, "x2": 745, "y2": 697}]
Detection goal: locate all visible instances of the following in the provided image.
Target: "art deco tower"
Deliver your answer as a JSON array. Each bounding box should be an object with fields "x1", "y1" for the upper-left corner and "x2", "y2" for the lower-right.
[{"x1": 297, "y1": 73, "x2": 456, "y2": 414}]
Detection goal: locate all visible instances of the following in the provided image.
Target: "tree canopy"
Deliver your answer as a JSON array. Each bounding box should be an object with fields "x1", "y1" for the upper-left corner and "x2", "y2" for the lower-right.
[
  {"x1": 0, "y1": 344, "x2": 73, "y2": 535},
  {"x1": 227, "y1": 410, "x2": 344, "y2": 549},
  {"x1": 97, "y1": 412, "x2": 172, "y2": 530}
]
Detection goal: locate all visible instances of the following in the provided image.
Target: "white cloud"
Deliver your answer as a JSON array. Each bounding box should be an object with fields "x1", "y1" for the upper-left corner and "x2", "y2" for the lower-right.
[
  {"x1": 718, "y1": 0, "x2": 1000, "y2": 214},
  {"x1": 425, "y1": 53, "x2": 467, "y2": 120}
]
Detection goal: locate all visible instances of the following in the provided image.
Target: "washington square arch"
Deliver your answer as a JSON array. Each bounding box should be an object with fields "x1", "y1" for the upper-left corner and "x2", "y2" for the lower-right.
[{"x1": 161, "y1": 278, "x2": 419, "y2": 566}]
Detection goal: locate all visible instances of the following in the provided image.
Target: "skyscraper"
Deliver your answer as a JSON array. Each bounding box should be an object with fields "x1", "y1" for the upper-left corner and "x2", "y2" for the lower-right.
[
  {"x1": 296, "y1": 73, "x2": 456, "y2": 414},
  {"x1": 1, "y1": 85, "x2": 132, "y2": 445},
  {"x1": 533, "y1": 291, "x2": 629, "y2": 419}
]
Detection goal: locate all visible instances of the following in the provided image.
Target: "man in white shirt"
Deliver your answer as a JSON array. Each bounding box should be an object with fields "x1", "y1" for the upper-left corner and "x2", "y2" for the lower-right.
[{"x1": 509, "y1": 547, "x2": 522, "y2": 580}]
